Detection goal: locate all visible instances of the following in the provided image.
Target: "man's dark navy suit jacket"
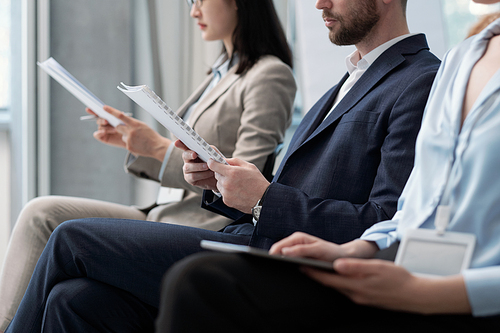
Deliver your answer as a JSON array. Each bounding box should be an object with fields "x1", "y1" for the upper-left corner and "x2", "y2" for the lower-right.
[{"x1": 204, "y1": 34, "x2": 441, "y2": 249}]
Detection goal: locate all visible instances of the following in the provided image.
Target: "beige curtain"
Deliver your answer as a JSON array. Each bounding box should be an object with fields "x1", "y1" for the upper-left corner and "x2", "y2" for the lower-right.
[{"x1": 148, "y1": 0, "x2": 220, "y2": 113}]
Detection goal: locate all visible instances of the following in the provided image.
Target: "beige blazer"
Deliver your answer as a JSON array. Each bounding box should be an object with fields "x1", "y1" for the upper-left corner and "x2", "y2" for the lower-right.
[{"x1": 126, "y1": 55, "x2": 297, "y2": 231}]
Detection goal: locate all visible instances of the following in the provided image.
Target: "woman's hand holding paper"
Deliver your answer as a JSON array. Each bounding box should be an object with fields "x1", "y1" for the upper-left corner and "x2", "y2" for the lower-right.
[{"x1": 89, "y1": 105, "x2": 171, "y2": 161}]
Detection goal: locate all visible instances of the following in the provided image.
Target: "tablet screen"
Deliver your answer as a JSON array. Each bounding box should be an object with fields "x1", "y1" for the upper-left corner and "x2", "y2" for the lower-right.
[{"x1": 200, "y1": 240, "x2": 336, "y2": 272}]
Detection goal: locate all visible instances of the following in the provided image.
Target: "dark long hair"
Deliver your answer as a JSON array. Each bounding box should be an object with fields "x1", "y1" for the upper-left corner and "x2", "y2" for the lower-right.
[{"x1": 225, "y1": 0, "x2": 293, "y2": 74}]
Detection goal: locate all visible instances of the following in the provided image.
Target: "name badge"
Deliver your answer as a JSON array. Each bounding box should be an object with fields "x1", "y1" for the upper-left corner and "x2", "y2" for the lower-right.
[
  {"x1": 395, "y1": 206, "x2": 476, "y2": 277},
  {"x1": 395, "y1": 228, "x2": 476, "y2": 277},
  {"x1": 156, "y1": 187, "x2": 185, "y2": 205}
]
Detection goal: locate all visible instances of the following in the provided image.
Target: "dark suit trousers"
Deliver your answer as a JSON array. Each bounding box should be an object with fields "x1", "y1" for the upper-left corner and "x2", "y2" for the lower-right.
[
  {"x1": 157, "y1": 252, "x2": 500, "y2": 333},
  {"x1": 5, "y1": 219, "x2": 254, "y2": 333}
]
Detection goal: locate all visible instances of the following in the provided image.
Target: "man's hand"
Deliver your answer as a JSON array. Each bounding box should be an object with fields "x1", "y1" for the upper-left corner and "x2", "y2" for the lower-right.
[
  {"x1": 207, "y1": 157, "x2": 270, "y2": 214},
  {"x1": 90, "y1": 106, "x2": 171, "y2": 161},
  {"x1": 302, "y1": 258, "x2": 472, "y2": 315},
  {"x1": 176, "y1": 140, "x2": 218, "y2": 191},
  {"x1": 177, "y1": 140, "x2": 270, "y2": 212}
]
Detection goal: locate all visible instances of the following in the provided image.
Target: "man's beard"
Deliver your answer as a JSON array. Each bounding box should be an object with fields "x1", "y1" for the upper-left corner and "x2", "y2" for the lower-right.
[{"x1": 325, "y1": 0, "x2": 380, "y2": 46}]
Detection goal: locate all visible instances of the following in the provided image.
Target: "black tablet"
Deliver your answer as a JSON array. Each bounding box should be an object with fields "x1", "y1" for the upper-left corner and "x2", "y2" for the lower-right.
[{"x1": 200, "y1": 240, "x2": 336, "y2": 272}]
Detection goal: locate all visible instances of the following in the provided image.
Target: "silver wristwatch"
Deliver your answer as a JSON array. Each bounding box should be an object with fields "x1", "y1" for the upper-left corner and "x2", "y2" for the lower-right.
[
  {"x1": 251, "y1": 199, "x2": 263, "y2": 222},
  {"x1": 251, "y1": 185, "x2": 271, "y2": 222}
]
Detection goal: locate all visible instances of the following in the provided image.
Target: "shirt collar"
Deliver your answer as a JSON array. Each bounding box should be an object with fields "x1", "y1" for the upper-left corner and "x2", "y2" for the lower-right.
[
  {"x1": 345, "y1": 33, "x2": 417, "y2": 74},
  {"x1": 475, "y1": 17, "x2": 500, "y2": 42},
  {"x1": 212, "y1": 53, "x2": 239, "y2": 77}
]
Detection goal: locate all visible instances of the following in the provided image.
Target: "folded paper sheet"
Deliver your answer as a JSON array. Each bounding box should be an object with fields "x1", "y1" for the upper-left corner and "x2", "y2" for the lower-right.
[
  {"x1": 118, "y1": 83, "x2": 227, "y2": 164},
  {"x1": 37, "y1": 57, "x2": 123, "y2": 127}
]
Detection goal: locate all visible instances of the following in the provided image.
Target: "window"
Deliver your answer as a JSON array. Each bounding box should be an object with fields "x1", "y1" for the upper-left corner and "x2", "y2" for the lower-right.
[
  {"x1": 0, "y1": 0, "x2": 10, "y2": 113},
  {"x1": 0, "y1": 0, "x2": 10, "y2": 268},
  {"x1": 442, "y1": 0, "x2": 500, "y2": 48}
]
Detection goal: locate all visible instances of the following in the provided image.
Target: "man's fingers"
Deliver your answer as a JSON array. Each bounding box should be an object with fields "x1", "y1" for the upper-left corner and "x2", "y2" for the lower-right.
[
  {"x1": 185, "y1": 170, "x2": 215, "y2": 184},
  {"x1": 174, "y1": 139, "x2": 189, "y2": 151},
  {"x1": 182, "y1": 149, "x2": 202, "y2": 164},
  {"x1": 190, "y1": 170, "x2": 215, "y2": 182},
  {"x1": 184, "y1": 160, "x2": 209, "y2": 173},
  {"x1": 207, "y1": 158, "x2": 233, "y2": 174},
  {"x1": 176, "y1": 141, "x2": 201, "y2": 162}
]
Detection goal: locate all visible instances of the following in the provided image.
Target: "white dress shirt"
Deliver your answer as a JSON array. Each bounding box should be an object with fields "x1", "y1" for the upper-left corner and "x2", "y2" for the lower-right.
[{"x1": 325, "y1": 34, "x2": 416, "y2": 120}]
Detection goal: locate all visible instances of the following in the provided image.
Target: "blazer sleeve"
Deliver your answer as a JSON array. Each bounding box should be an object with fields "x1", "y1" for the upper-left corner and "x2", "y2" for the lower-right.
[
  {"x1": 252, "y1": 71, "x2": 438, "y2": 245},
  {"x1": 124, "y1": 153, "x2": 162, "y2": 182}
]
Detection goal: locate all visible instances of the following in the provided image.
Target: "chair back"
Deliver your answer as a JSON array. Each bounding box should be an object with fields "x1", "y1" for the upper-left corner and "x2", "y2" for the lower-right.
[{"x1": 262, "y1": 143, "x2": 284, "y2": 181}]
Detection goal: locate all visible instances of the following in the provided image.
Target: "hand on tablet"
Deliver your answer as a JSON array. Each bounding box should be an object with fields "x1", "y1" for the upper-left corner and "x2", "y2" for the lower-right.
[
  {"x1": 271, "y1": 232, "x2": 472, "y2": 315},
  {"x1": 304, "y1": 258, "x2": 419, "y2": 310},
  {"x1": 304, "y1": 259, "x2": 471, "y2": 315},
  {"x1": 269, "y1": 232, "x2": 345, "y2": 262}
]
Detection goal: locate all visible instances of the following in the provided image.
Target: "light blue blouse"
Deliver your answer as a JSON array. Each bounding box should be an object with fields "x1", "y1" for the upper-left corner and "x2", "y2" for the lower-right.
[{"x1": 361, "y1": 19, "x2": 500, "y2": 317}]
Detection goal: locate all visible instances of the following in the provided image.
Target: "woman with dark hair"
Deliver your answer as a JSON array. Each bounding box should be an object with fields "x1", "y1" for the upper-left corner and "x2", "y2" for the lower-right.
[
  {"x1": 0, "y1": 0, "x2": 296, "y2": 331},
  {"x1": 230, "y1": 0, "x2": 292, "y2": 73}
]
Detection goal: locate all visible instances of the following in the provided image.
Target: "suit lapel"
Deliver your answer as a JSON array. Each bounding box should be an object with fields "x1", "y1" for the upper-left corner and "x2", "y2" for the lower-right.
[
  {"x1": 188, "y1": 66, "x2": 241, "y2": 127},
  {"x1": 287, "y1": 79, "x2": 345, "y2": 153},
  {"x1": 176, "y1": 75, "x2": 213, "y2": 118},
  {"x1": 285, "y1": 53, "x2": 406, "y2": 158},
  {"x1": 274, "y1": 34, "x2": 429, "y2": 180},
  {"x1": 271, "y1": 82, "x2": 342, "y2": 179},
  {"x1": 304, "y1": 52, "x2": 406, "y2": 143}
]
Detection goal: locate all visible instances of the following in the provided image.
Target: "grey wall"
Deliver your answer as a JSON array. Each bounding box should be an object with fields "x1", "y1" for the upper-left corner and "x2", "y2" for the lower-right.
[{"x1": 48, "y1": 0, "x2": 135, "y2": 204}]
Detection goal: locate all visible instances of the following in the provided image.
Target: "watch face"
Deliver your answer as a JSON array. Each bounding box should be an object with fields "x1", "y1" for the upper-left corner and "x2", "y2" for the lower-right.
[{"x1": 252, "y1": 205, "x2": 262, "y2": 221}]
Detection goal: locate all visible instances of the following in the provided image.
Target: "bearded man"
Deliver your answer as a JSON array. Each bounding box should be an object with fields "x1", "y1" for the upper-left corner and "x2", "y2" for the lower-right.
[
  {"x1": 4, "y1": 0, "x2": 440, "y2": 331},
  {"x1": 160, "y1": 1, "x2": 500, "y2": 332},
  {"x1": 180, "y1": 0, "x2": 441, "y2": 249}
]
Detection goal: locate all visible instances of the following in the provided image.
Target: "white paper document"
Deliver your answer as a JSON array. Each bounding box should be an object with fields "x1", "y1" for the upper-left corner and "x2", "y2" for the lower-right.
[
  {"x1": 118, "y1": 83, "x2": 228, "y2": 165},
  {"x1": 37, "y1": 57, "x2": 123, "y2": 127}
]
